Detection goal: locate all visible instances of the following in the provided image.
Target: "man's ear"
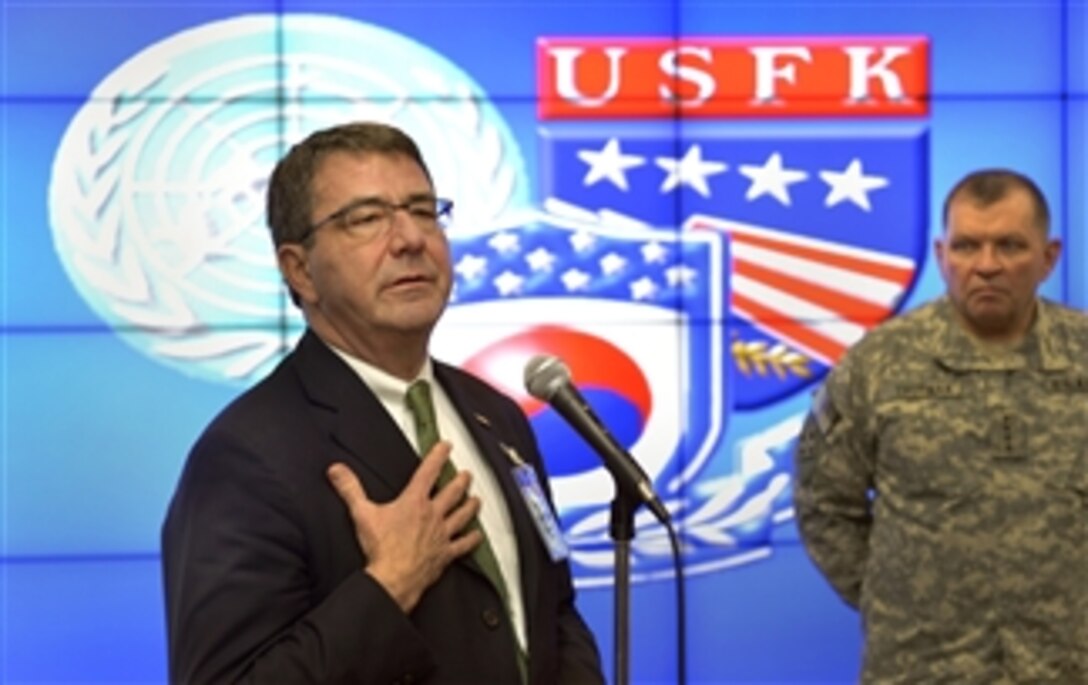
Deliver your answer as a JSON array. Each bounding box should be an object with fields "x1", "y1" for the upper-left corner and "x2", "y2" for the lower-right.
[
  {"x1": 277, "y1": 243, "x2": 316, "y2": 304},
  {"x1": 933, "y1": 235, "x2": 950, "y2": 282},
  {"x1": 1042, "y1": 238, "x2": 1062, "y2": 278}
]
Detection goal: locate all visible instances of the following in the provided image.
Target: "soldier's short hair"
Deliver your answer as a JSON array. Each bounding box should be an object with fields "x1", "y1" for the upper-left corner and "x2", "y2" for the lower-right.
[
  {"x1": 941, "y1": 168, "x2": 1050, "y2": 235},
  {"x1": 266, "y1": 121, "x2": 432, "y2": 248}
]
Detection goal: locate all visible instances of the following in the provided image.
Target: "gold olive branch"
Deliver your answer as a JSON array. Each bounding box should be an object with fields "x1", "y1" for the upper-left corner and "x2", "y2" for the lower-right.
[{"x1": 731, "y1": 339, "x2": 812, "y2": 379}]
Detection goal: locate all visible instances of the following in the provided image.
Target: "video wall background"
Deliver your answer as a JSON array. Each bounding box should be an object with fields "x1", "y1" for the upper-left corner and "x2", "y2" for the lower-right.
[{"x1": 1, "y1": 1, "x2": 1084, "y2": 683}]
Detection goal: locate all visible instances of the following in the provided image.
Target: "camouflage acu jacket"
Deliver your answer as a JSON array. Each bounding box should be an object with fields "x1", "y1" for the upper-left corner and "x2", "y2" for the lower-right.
[{"x1": 795, "y1": 296, "x2": 1088, "y2": 684}]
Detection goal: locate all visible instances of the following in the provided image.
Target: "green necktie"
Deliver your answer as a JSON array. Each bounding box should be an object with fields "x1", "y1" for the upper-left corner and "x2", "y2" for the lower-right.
[{"x1": 404, "y1": 380, "x2": 527, "y2": 683}]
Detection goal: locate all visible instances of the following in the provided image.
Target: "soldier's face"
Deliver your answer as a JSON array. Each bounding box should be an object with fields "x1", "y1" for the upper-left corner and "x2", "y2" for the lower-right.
[{"x1": 935, "y1": 188, "x2": 1060, "y2": 343}]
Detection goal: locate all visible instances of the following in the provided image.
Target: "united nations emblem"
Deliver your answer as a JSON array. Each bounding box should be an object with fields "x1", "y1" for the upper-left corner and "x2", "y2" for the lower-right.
[{"x1": 48, "y1": 14, "x2": 528, "y2": 385}]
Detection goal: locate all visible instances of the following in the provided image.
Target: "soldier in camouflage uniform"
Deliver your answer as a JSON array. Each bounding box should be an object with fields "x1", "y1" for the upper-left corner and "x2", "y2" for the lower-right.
[{"x1": 795, "y1": 169, "x2": 1088, "y2": 684}]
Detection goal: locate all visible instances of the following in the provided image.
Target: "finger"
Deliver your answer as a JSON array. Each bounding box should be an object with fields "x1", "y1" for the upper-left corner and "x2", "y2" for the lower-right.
[
  {"x1": 326, "y1": 463, "x2": 372, "y2": 518},
  {"x1": 448, "y1": 526, "x2": 485, "y2": 560},
  {"x1": 432, "y1": 469, "x2": 472, "y2": 511},
  {"x1": 411, "y1": 440, "x2": 453, "y2": 493},
  {"x1": 444, "y1": 494, "x2": 482, "y2": 536}
]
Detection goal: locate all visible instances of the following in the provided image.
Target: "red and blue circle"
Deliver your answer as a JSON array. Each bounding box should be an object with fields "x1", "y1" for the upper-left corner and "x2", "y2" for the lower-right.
[{"x1": 463, "y1": 325, "x2": 651, "y2": 478}]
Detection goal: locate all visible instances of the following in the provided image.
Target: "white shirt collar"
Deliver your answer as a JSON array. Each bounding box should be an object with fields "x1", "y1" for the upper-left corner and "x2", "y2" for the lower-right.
[{"x1": 326, "y1": 344, "x2": 436, "y2": 405}]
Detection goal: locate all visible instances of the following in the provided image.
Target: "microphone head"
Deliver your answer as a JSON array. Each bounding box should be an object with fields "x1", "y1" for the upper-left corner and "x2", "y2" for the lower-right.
[{"x1": 524, "y1": 354, "x2": 572, "y2": 401}]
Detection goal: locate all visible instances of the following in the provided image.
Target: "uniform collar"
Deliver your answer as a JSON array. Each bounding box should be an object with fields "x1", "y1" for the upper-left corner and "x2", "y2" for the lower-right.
[{"x1": 933, "y1": 296, "x2": 1070, "y2": 372}]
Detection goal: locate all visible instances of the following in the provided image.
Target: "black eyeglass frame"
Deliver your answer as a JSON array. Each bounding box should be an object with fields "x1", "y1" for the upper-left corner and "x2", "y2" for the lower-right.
[{"x1": 302, "y1": 196, "x2": 454, "y2": 242}]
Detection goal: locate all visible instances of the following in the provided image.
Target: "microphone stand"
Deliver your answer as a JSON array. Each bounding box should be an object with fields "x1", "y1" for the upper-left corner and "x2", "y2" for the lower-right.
[{"x1": 609, "y1": 488, "x2": 639, "y2": 685}]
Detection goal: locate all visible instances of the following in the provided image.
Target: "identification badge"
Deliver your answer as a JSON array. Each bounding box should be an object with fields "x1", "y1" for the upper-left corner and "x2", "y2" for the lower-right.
[{"x1": 511, "y1": 464, "x2": 570, "y2": 562}]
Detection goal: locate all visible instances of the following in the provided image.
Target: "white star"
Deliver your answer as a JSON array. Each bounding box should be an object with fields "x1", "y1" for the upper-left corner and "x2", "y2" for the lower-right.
[
  {"x1": 641, "y1": 241, "x2": 668, "y2": 264},
  {"x1": 819, "y1": 159, "x2": 889, "y2": 211},
  {"x1": 454, "y1": 254, "x2": 488, "y2": 281},
  {"x1": 665, "y1": 265, "x2": 697, "y2": 287},
  {"x1": 655, "y1": 144, "x2": 727, "y2": 197},
  {"x1": 493, "y1": 270, "x2": 524, "y2": 296},
  {"x1": 577, "y1": 138, "x2": 646, "y2": 191},
  {"x1": 630, "y1": 277, "x2": 658, "y2": 301},
  {"x1": 738, "y1": 152, "x2": 809, "y2": 206},
  {"x1": 525, "y1": 247, "x2": 556, "y2": 273},
  {"x1": 561, "y1": 269, "x2": 591, "y2": 292},
  {"x1": 599, "y1": 252, "x2": 627, "y2": 277},
  {"x1": 570, "y1": 230, "x2": 596, "y2": 253},
  {"x1": 488, "y1": 232, "x2": 521, "y2": 254}
]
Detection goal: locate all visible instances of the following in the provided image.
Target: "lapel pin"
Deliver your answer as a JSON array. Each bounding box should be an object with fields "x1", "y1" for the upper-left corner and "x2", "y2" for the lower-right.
[{"x1": 499, "y1": 441, "x2": 526, "y2": 466}]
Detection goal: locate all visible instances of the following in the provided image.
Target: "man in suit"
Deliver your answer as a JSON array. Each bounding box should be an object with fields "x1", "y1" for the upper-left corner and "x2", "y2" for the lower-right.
[{"x1": 161, "y1": 121, "x2": 604, "y2": 684}]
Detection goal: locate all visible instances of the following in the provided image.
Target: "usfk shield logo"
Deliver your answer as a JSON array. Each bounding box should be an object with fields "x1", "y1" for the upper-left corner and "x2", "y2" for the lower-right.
[
  {"x1": 528, "y1": 34, "x2": 930, "y2": 579},
  {"x1": 431, "y1": 207, "x2": 732, "y2": 582}
]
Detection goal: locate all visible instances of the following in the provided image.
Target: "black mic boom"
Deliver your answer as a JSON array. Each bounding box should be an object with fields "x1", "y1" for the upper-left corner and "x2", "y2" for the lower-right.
[{"x1": 524, "y1": 355, "x2": 670, "y2": 524}]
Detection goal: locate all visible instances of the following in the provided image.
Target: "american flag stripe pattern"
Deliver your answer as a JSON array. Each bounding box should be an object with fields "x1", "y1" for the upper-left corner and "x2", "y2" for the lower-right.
[{"x1": 687, "y1": 214, "x2": 916, "y2": 365}]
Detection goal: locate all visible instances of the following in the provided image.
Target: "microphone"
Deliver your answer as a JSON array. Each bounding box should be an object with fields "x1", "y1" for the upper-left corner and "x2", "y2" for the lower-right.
[{"x1": 524, "y1": 355, "x2": 670, "y2": 524}]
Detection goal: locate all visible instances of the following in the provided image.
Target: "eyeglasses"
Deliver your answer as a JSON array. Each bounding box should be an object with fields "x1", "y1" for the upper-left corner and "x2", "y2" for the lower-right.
[{"x1": 305, "y1": 196, "x2": 453, "y2": 243}]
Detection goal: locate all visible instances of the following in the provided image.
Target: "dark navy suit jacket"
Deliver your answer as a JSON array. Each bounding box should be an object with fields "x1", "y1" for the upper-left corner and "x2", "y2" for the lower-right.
[{"x1": 162, "y1": 330, "x2": 603, "y2": 684}]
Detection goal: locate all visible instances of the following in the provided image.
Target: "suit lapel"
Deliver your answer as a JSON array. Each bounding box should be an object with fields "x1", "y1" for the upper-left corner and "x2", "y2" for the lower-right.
[{"x1": 291, "y1": 330, "x2": 418, "y2": 500}]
